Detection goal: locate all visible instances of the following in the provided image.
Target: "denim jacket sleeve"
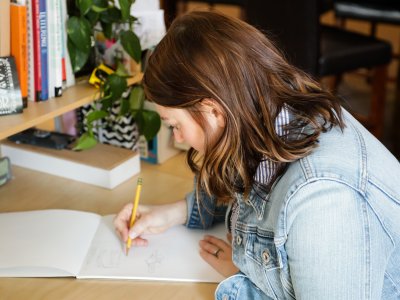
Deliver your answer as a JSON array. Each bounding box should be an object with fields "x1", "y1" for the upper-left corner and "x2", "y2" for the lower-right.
[{"x1": 185, "y1": 178, "x2": 228, "y2": 229}]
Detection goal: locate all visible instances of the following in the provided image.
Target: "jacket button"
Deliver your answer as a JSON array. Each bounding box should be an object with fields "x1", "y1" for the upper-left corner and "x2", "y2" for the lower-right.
[
  {"x1": 222, "y1": 295, "x2": 229, "y2": 300},
  {"x1": 262, "y1": 250, "x2": 270, "y2": 264},
  {"x1": 236, "y1": 235, "x2": 242, "y2": 246}
]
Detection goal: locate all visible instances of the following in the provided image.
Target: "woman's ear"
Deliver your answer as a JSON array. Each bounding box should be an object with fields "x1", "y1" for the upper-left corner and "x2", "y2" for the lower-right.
[{"x1": 201, "y1": 98, "x2": 226, "y2": 128}]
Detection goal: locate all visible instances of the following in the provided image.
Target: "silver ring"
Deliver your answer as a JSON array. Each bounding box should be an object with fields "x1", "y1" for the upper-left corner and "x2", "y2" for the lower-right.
[{"x1": 214, "y1": 248, "x2": 222, "y2": 258}]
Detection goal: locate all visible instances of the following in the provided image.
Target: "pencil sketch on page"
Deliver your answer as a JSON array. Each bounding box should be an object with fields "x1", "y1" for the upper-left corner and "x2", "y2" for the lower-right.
[
  {"x1": 84, "y1": 246, "x2": 164, "y2": 274},
  {"x1": 145, "y1": 249, "x2": 164, "y2": 273},
  {"x1": 76, "y1": 216, "x2": 226, "y2": 282},
  {"x1": 84, "y1": 247, "x2": 122, "y2": 268}
]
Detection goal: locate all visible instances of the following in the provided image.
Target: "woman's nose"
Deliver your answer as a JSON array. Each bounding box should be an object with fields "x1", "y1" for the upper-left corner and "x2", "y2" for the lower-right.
[{"x1": 173, "y1": 131, "x2": 184, "y2": 143}]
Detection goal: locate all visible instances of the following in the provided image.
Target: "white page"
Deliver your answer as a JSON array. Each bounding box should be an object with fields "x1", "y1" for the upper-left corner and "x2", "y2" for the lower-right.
[
  {"x1": 131, "y1": 0, "x2": 160, "y2": 11},
  {"x1": 133, "y1": 10, "x2": 166, "y2": 50},
  {"x1": 0, "y1": 210, "x2": 101, "y2": 277},
  {"x1": 78, "y1": 215, "x2": 226, "y2": 283}
]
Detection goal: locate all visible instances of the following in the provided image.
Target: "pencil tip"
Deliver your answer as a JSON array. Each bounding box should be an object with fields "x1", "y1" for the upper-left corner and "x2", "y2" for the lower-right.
[{"x1": 125, "y1": 248, "x2": 129, "y2": 256}]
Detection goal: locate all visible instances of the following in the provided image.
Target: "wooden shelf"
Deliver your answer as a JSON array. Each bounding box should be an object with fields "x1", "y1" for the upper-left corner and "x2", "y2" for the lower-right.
[{"x1": 0, "y1": 73, "x2": 143, "y2": 140}]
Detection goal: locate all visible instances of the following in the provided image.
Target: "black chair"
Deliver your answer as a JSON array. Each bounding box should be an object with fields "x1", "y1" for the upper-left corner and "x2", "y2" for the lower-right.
[
  {"x1": 334, "y1": 1, "x2": 400, "y2": 83},
  {"x1": 333, "y1": 0, "x2": 400, "y2": 151},
  {"x1": 245, "y1": 0, "x2": 392, "y2": 138},
  {"x1": 334, "y1": 1, "x2": 400, "y2": 30}
]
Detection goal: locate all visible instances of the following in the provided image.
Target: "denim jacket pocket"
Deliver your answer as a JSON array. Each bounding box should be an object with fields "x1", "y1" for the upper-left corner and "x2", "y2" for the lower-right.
[
  {"x1": 246, "y1": 231, "x2": 280, "y2": 269},
  {"x1": 233, "y1": 228, "x2": 286, "y2": 299}
]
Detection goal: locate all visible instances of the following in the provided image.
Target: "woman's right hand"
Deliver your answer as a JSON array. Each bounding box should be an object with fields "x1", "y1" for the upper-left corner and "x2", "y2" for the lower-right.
[{"x1": 113, "y1": 200, "x2": 188, "y2": 247}]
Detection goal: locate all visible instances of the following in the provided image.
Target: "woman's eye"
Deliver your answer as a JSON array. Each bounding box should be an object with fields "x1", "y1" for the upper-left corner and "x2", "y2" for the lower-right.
[{"x1": 168, "y1": 124, "x2": 180, "y2": 131}]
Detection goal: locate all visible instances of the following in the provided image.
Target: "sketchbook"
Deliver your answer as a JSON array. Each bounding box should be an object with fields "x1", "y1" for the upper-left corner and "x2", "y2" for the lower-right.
[{"x1": 0, "y1": 209, "x2": 225, "y2": 283}]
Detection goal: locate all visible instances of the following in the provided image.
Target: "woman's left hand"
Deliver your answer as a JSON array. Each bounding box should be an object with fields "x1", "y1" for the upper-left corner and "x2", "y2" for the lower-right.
[{"x1": 199, "y1": 234, "x2": 239, "y2": 277}]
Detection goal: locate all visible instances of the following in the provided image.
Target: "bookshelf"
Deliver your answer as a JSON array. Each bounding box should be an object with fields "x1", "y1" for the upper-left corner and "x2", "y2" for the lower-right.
[{"x1": 0, "y1": 73, "x2": 143, "y2": 140}]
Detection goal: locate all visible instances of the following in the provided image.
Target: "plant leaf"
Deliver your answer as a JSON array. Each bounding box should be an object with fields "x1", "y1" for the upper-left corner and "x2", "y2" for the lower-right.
[
  {"x1": 100, "y1": 21, "x2": 113, "y2": 39},
  {"x1": 129, "y1": 15, "x2": 138, "y2": 23},
  {"x1": 86, "y1": 110, "x2": 108, "y2": 123},
  {"x1": 105, "y1": 74, "x2": 128, "y2": 101},
  {"x1": 119, "y1": 0, "x2": 133, "y2": 21},
  {"x1": 120, "y1": 30, "x2": 141, "y2": 62},
  {"x1": 78, "y1": 0, "x2": 92, "y2": 16},
  {"x1": 99, "y1": 7, "x2": 121, "y2": 23},
  {"x1": 91, "y1": 5, "x2": 108, "y2": 13},
  {"x1": 67, "y1": 37, "x2": 89, "y2": 72},
  {"x1": 115, "y1": 60, "x2": 130, "y2": 77},
  {"x1": 100, "y1": 97, "x2": 113, "y2": 111},
  {"x1": 91, "y1": 0, "x2": 108, "y2": 11},
  {"x1": 119, "y1": 98, "x2": 130, "y2": 116},
  {"x1": 66, "y1": 16, "x2": 92, "y2": 52},
  {"x1": 129, "y1": 85, "x2": 145, "y2": 111},
  {"x1": 86, "y1": 10, "x2": 99, "y2": 26},
  {"x1": 135, "y1": 110, "x2": 161, "y2": 141},
  {"x1": 73, "y1": 132, "x2": 98, "y2": 151}
]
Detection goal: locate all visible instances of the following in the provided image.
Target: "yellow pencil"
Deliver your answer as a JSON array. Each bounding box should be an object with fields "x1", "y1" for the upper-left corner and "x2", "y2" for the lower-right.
[{"x1": 125, "y1": 178, "x2": 143, "y2": 256}]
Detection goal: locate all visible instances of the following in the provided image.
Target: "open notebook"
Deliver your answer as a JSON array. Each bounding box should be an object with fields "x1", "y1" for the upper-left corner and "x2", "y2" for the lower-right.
[{"x1": 0, "y1": 209, "x2": 225, "y2": 282}]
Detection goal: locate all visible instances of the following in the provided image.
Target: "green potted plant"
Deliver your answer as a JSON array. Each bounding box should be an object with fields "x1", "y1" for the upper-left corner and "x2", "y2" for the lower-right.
[{"x1": 66, "y1": 0, "x2": 161, "y2": 150}]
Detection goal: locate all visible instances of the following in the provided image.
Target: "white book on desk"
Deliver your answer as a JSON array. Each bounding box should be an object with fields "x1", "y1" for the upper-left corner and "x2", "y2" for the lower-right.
[
  {"x1": 0, "y1": 141, "x2": 140, "y2": 189},
  {"x1": 0, "y1": 209, "x2": 225, "y2": 283}
]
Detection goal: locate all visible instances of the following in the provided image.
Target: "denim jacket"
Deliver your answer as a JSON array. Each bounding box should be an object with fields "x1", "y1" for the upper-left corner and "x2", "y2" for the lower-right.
[{"x1": 185, "y1": 110, "x2": 400, "y2": 299}]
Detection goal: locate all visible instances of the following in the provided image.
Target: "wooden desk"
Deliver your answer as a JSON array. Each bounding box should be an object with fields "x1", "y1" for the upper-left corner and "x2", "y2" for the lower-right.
[{"x1": 0, "y1": 152, "x2": 217, "y2": 300}]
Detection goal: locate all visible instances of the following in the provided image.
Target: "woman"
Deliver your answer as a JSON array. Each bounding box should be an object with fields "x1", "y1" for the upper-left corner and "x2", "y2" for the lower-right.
[{"x1": 114, "y1": 11, "x2": 400, "y2": 299}]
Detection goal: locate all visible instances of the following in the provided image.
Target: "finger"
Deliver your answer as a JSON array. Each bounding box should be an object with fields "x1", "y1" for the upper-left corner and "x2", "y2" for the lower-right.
[
  {"x1": 199, "y1": 248, "x2": 239, "y2": 278},
  {"x1": 114, "y1": 203, "x2": 133, "y2": 227},
  {"x1": 113, "y1": 203, "x2": 134, "y2": 242},
  {"x1": 199, "y1": 248, "x2": 220, "y2": 264},
  {"x1": 114, "y1": 204, "x2": 151, "y2": 242},
  {"x1": 199, "y1": 239, "x2": 222, "y2": 256},
  {"x1": 129, "y1": 236, "x2": 149, "y2": 247},
  {"x1": 128, "y1": 213, "x2": 158, "y2": 239},
  {"x1": 203, "y1": 235, "x2": 231, "y2": 252},
  {"x1": 199, "y1": 248, "x2": 224, "y2": 272}
]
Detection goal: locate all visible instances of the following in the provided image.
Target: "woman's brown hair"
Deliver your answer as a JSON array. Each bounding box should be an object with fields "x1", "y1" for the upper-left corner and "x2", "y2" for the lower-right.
[{"x1": 143, "y1": 11, "x2": 344, "y2": 202}]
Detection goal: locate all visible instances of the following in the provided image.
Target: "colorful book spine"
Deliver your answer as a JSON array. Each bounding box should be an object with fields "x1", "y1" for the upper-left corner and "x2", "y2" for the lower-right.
[
  {"x1": 10, "y1": 3, "x2": 28, "y2": 108},
  {"x1": 25, "y1": 0, "x2": 36, "y2": 102},
  {"x1": 31, "y1": 0, "x2": 42, "y2": 101},
  {"x1": 0, "y1": 0, "x2": 11, "y2": 57},
  {"x1": 46, "y1": 0, "x2": 63, "y2": 99},
  {"x1": 54, "y1": 0, "x2": 63, "y2": 97},
  {"x1": 46, "y1": 0, "x2": 54, "y2": 99},
  {"x1": 61, "y1": 0, "x2": 75, "y2": 88},
  {"x1": 0, "y1": 57, "x2": 24, "y2": 116},
  {"x1": 60, "y1": 0, "x2": 67, "y2": 85},
  {"x1": 38, "y1": 0, "x2": 48, "y2": 101}
]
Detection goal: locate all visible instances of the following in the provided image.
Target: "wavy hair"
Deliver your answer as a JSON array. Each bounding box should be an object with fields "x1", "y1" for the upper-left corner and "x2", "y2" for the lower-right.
[{"x1": 143, "y1": 11, "x2": 344, "y2": 202}]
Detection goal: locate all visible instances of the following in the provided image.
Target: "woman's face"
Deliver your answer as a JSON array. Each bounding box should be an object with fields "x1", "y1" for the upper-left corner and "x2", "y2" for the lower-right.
[{"x1": 155, "y1": 101, "x2": 224, "y2": 154}]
